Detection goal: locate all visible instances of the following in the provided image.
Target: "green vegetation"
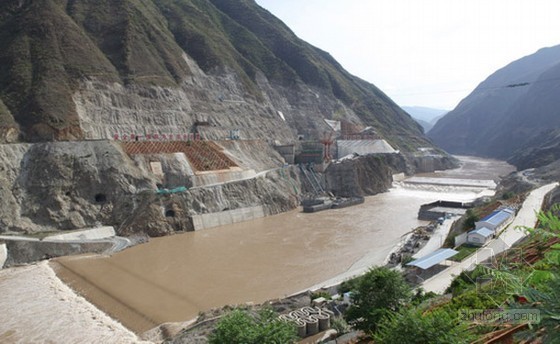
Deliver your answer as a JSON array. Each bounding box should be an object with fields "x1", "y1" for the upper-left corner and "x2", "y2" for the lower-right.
[
  {"x1": 449, "y1": 244, "x2": 478, "y2": 262},
  {"x1": 310, "y1": 290, "x2": 331, "y2": 300},
  {"x1": 208, "y1": 308, "x2": 297, "y2": 344},
  {"x1": 401, "y1": 253, "x2": 414, "y2": 265},
  {"x1": 330, "y1": 316, "x2": 351, "y2": 336},
  {"x1": 463, "y1": 208, "x2": 479, "y2": 230},
  {"x1": 502, "y1": 191, "x2": 515, "y2": 200},
  {"x1": 374, "y1": 308, "x2": 471, "y2": 344},
  {"x1": 344, "y1": 266, "x2": 412, "y2": 333}
]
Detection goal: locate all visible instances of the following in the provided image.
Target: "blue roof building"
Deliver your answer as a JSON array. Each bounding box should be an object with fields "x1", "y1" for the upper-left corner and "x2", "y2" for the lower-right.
[
  {"x1": 467, "y1": 227, "x2": 494, "y2": 246},
  {"x1": 475, "y1": 207, "x2": 515, "y2": 232}
]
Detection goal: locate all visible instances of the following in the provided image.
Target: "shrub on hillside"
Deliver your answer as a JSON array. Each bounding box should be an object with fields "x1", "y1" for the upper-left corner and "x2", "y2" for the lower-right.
[
  {"x1": 208, "y1": 308, "x2": 297, "y2": 344},
  {"x1": 344, "y1": 266, "x2": 412, "y2": 333},
  {"x1": 374, "y1": 308, "x2": 472, "y2": 344}
]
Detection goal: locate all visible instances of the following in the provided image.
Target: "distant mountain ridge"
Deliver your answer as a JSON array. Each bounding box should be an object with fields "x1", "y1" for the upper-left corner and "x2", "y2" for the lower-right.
[
  {"x1": 402, "y1": 106, "x2": 448, "y2": 133},
  {"x1": 429, "y1": 45, "x2": 560, "y2": 167},
  {"x1": 0, "y1": 0, "x2": 429, "y2": 151}
]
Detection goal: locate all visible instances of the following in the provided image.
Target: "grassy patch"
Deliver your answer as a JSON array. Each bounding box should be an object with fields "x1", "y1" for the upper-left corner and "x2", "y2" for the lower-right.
[{"x1": 449, "y1": 245, "x2": 478, "y2": 262}]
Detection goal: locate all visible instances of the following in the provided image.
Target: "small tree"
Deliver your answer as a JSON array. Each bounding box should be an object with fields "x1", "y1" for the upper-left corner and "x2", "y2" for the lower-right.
[
  {"x1": 344, "y1": 266, "x2": 412, "y2": 333},
  {"x1": 463, "y1": 209, "x2": 479, "y2": 230},
  {"x1": 374, "y1": 308, "x2": 471, "y2": 344},
  {"x1": 209, "y1": 308, "x2": 297, "y2": 344},
  {"x1": 209, "y1": 309, "x2": 257, "y2": 344}
]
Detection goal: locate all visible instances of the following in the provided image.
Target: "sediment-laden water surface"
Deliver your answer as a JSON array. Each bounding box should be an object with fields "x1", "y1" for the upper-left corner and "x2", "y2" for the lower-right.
[{"x1": 53, "y1": 156, "x2": 515, "y2": 333}]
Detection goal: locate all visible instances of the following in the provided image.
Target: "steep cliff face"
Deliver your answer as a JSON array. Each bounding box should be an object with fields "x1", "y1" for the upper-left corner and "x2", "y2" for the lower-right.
[
  {"x1": 0, "y1": 140, "x2": 300, "y2": 235},
  {"x1": 0, "y1": 0, "x2": 429, "y2": 151},
  {"x1": 507, "y1": 129, "x2": 560, "y2": 170},
  {"x1": 325, "y1": 154, "x2": 406, "y2": 197},
  {"x1": 0, "y1": 141, "x2": 156, "y2": 232},
  {"x1": 323, "y1": 153, "x2": 457, "y2": 197}
]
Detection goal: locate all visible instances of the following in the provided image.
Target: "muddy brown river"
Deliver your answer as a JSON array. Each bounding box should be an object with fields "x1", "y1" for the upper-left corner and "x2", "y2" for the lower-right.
[{"x1": 53, "y1": 156, "x2": 515, "y2": 333}]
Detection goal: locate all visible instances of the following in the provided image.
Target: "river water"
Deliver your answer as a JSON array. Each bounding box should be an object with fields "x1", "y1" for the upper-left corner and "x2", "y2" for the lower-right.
[{"x1": 53, "y1": 156, "x2": 515, "y2": 334}]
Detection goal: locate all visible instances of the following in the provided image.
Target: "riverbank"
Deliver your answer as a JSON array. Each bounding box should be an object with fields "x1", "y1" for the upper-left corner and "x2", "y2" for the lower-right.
[{"x1": 0, "y1": 261, "x2": 148, "y2": 344}]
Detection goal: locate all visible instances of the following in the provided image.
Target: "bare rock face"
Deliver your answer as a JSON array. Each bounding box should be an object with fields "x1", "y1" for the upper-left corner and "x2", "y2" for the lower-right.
[
  {"x1": 0, "y1": 144, "x2": 32, "y2": 231},
  {"x1": 0, "y1": 139, "x2": 301, "y2": 236},
  {"x1": 118, "y1": 168, "x2": 301, "y2": 237},
  {"x1": 0, "y1": 141, "x2": 156, "y2": 233},
  {"x1": 325, "y1": 154, "x2": 407, "y2": 197}
]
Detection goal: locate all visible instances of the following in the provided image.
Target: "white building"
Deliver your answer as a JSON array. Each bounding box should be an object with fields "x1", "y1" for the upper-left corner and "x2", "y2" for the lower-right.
[{"x1": 467, "y1": 227, "x2": 494, "y2": 246}]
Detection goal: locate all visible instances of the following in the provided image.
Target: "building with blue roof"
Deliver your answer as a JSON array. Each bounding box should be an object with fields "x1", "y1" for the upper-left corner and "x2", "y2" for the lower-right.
[
  {"x1": 467, "y1": 227, "x2": 494, "y2": 246},
  {"x1": 475, "y1": 207, "x2": 515, "y2": 232}
]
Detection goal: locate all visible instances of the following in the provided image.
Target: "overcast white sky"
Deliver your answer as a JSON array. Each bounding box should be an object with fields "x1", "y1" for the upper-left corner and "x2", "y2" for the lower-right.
[{"x1": 255, "y1": 0, "x2": 560, "y2": 110}]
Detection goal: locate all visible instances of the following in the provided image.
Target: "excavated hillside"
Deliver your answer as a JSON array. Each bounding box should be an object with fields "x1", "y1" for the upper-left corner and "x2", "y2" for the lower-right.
[
  {"x1": 0, "y1": 0, "x2": 428, "y2": 150},
  {"x1": 0, "y1": 139, "x2": 452, "y2": 236}
]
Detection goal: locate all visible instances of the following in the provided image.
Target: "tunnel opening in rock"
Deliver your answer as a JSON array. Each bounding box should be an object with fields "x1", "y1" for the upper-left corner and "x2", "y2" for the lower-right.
[
  {"x1": 165, "y1": 209, "x2": 176, "y2": 218},
  {"x1": 95, "y1": 193, "x2": 107, "y2": 203}
]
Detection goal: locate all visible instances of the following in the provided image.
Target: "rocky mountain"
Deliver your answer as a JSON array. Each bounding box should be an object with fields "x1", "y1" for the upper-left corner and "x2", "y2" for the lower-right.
[
  {"x1": 429, "y1": 45, "x2": 560, "y2": 167},
  {"x1": 0, "y1": 0, "x2": 429, "y2": 150}
]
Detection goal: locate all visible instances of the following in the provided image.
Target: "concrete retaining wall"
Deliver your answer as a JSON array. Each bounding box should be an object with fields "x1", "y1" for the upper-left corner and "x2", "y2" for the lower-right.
[
  {"x1": 0, "y1": 243, "x2": 6, "y2": 269},
  {"x1": 191, "y1": 205, "x2": 265, "y2": 230},
  {"x1": 0, "y1": 236, "x2": 40, "y2": 242},
  {"x1": 42, "y1": 227, "x2": 116, "y2": 242},
  {"x1": 454, "y1": 232, "x2": 468, "y2": 247},
  {"x1": 4, "y1": 240, "x2": 113, "y2": 267}
]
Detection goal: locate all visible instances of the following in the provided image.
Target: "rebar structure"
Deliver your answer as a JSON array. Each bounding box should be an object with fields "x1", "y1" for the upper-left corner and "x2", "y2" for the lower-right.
[{"x1": 121, "y1": 141, "x2": 238, "y2": 172}]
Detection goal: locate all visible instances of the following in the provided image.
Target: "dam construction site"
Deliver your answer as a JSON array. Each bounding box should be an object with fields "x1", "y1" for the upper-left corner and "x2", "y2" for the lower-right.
[
  {"x1": 0, "y1": 117, "x2": 467, "y2": 333},
  {"x1": 3, "y1": 1, "x2": 560, "y2": 342},
  {"x1": 0, "y1": 125, "x2": 528, "y2": 343},
  {"x1": 0, "y1": 118, "x2": 456, "y2": 266}
]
